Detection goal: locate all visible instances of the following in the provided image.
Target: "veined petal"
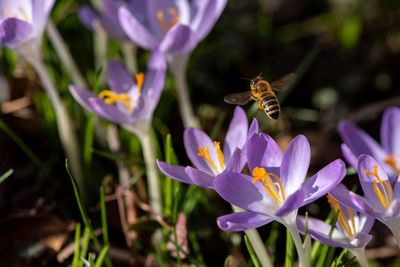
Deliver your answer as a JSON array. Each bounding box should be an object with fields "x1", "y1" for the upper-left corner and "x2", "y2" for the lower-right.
[
  {"x1": 32, "y1": 0, "x2": 55, "y2": 35},
  {"x1": 300, "y1": 159, "x2": 346, "y2": 206},
  {"x1": 107, "y1": 60, "x2": 134, "y2": 93},
  {"x1": 339, "y1": 121, "x2": 386, "y2": 164},
  {"x1": 223, "y1": 106, "x2": 248, "y2": 160},
  {"x1": 246, "y1": 133, "x2": 283, "y2": 172},
  {"x1": 0, "y1": 18, "x2": 33, "y2": 48},
  {"x1": 185, "y1": 166, "x2": 214, "y2": 189},
  {"x1": 118, "y1": 6, "x2": 159, "y2": 50},
  {"x1": 248, "y1": 119, "x2": 259, "y2": 137},
  {"x1": 357, "y1": 154, "x2": 392, "y2": 212},
  {"x1": 157, "y1": 161, "x2": 193, "y2": 185},
  {"x1": 88, "y1": 98, "x2": 130, "y2": 124},
  {"x1": 159, "y1": 24, "x2": 197, "y2": 54},
  {"x1": 341, "y1": 143, "x2": 358, "y2": 169},
  {"x1": 217, "y1": 211, "x2": 273, "y2": 232},
  {"x1": 274, "y1": 189, "x2": 305, "y2": 217},
  {"x1": 69, "y1": 85, "x2": 97, "y2": 112},
  {"x1": 280, "y1": 135, "x2": 310, "y2": 195},
  {"x1": 381, "y1": 107, "x2": 400, "y2": 155},
  {"x1": 214, "y1": 171, "x2": 271, "y2": 214},
  {"x1": 225, "y1": 148, "x2": 246, "y2": 173}
]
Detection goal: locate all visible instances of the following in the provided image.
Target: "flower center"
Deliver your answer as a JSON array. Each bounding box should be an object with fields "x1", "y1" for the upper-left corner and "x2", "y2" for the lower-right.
[
  {"x1": 364, "y1": 165, "x2": 393, "y2": 209},
  {"x1": 3, "y1": 4, "x2": 30, "y2": 22},
  {"x1": 327, "y1": 194, "x2": 357, "y2": 239},
  {"x1": 252, "y1": 167, "x2": 286, "y2": 206},
  {"x1": 156, "y1": 7, "x2": 179, "y2": 31},
  {"x1": 197, "y1": 141, "x2": 225, "y2": 173},
  {"x1": 98, "y1": 73, "x2": 144, "y2": 113},
  {"x1": 384, "y1": 153, "x2": 400, "y2": 174}
]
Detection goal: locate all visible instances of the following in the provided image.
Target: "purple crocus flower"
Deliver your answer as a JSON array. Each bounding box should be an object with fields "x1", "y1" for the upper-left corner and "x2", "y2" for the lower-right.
[
  {"x1": 0, "y1": 0, "x2": 55, "y2": 50},
  {"x1": 297, "y1": 195, "x2": 374, "y2": 249},
  {"x1": 69, "y1": 51, "x2": 166, "y2": 128},
  {"x1": 215, "y1": 134, "x2": 346, "y2": 231},
  {"x1": 330, "y1": 154, "x2": 400, "y2": 245},
  {"x1": 157, "y1": 107, "x2": 259, "y2": 189},
  {"x1": 118, "y1": 0, "x2": 227, "y2": 55},
  {"x1": 339, "y1": 107, "x2": 400, "y2": 180}
]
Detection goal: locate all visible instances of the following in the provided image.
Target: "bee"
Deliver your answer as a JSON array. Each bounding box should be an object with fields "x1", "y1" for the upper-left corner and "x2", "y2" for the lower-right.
[{"x1": 224, "y1": 73, "x2": 295, "y2": 120}]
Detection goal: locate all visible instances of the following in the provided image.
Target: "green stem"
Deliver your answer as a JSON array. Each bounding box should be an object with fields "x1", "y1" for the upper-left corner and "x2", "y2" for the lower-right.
[
  {"x1": 168, "y1": 53, "x2": 200, "y2": 129},
  {"x1": 286, "y1": 223, "x2": 309, "y2": 267},
  {"x1": 350, "y1": 247, "x2": 369, "y2": 267}
]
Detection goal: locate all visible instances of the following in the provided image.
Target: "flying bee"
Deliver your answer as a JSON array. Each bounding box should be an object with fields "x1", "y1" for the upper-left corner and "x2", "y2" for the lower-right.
[{"x1": 224, "y1": 73, "x2": 295, "y2": 120}]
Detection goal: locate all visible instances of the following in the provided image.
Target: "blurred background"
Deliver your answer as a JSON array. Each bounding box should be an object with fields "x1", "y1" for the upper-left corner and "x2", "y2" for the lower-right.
[{"x1": 0, "y1": 0, "x2": 400, "y2": 266}]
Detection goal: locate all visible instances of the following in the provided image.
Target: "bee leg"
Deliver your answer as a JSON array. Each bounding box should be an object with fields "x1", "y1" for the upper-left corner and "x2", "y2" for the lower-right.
[{"x1": 257, "y1": 101, "x2": 263, "y2": 110}]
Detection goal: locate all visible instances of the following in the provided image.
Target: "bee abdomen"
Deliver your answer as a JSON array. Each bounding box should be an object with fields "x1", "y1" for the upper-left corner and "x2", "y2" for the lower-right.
[{"x1": 261, "y1": 94, "x2": 280, "y2": 120}]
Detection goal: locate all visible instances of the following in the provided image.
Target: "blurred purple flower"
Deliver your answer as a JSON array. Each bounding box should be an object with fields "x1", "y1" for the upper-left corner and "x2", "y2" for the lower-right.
[
  {"x1": 69, "y1": 51, "x2": 166, "y2": 128},
  {"x1": 118, "y1": 0, "x2": 227, "y2": 55},
  {"x1": 297, "y1": 195, "x2": 374, "y2": 249},
  {"x1": 339, "y1": 107, "x2": 400, "y2": 180},
  {"x1": 215, "y1": 134, "x2": 346, "y2": 232},
  {"x1": 157, "y1": 107, "x2": 259, "y2": 189},
  {"x1": 0, "y1": 0, "x2": 55, "y2": 50},
  {"x1": 330, "y1": 154, "x2": 400, "y2": 245}
]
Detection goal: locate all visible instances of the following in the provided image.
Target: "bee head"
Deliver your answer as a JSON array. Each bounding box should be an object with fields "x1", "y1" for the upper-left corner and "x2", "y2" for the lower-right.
[{"x1": 250, "y1": 75, "x2": 263, "y2": 88}]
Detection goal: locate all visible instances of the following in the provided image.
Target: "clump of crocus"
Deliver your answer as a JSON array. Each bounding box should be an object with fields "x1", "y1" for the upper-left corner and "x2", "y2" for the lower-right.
[
  {"x1": 331, "y1": 154, "x2": 400, "y2": 247},
  {"x1": 298, "y1": 193, "x2": 374, "y2": 267},
  {"x1": 339, "y1": 107, "x2": 400, "y2": 180},
  {"x1": 215, "y1": 133, "x2": 346, "y2": 267},
  {"x1": 158, "y1": 107, "x2": 258, "y2": 189},
  {"x1": 118, "y1": 0, "x2": 228, "y2": 128}
]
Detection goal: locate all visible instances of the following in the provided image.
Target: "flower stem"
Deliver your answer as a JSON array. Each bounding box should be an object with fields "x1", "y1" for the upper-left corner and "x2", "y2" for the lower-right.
[
  {"x1": 350, "y1": 247, "x2": 369, "y2": 267},
  {"x1": 125, "y1": 124, "x2": 162, "y2": 214},
  {"x1": 121, "y1": 42, "x2": 138, "y2": 74},
  {"x1": 286, "y1": 223, "x2": 310, "y2": 267},
  {"x1": 168, "y1": 54, "x2": 200, "y2": 129},
  {"x1": 46, "y1": 20, "x2": 88, "y2": 87},
  {"x1": 29, "y1": 55, "x2": 85, "y2": 194}
]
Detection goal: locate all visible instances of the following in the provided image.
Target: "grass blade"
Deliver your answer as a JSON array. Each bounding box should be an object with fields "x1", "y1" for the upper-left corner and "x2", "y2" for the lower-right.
[
  {"x1": 284, "y1": 228, "x2": 294, "y2": 267},
  {"x1": 72, "y1": 223, "x2": 81, "y2": 267},
  {"x1": 0, "y1": 169, "x2": 13, "y2": 184},
  {"x1": 244, "y1": 235, "x2": 262, "y2": 267},
  {"x1": 94, "y1": 245, "x2": 110, "y2": 267},
  {"x1": 79, "y1": 227, "x2": 91, "y2": 267}
]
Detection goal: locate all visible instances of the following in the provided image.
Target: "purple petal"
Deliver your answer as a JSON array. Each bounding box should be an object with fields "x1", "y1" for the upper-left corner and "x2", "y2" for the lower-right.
[
  {"x1": 69, "y1": 85, "x2": 97, "y2": 111},
  {"x1": 157, "y1": 161, "x2": 193, "y2": 185},
  {"x1": 280, "y1": 135, "x2": 310, "y2": 195},
  {"x1": 217, "y1": 211, "x2": 273, "y2": 232},
  {"x1": 360, "y1": 215, "x2": 375, "y2": 234},
  {"x1": 300, "y1": 159, "x2": 346, "y2": 206},
  {"x1": 223, "y1": 106, "x2": 248, "y2": 160},
  {"x1": 32, "y1": 0, "x2": 55, "y2": 34},
  {"x1": 381, "y1": 107, "x2": 400, "y2": 155},
  {"x1": 88, "y1": 98, "x2": 130, "y2": 124},
  {"x1": 107, "y1": 60, "x2": 134, "y2": 93},
  {"x1": 159, "y1": 24, "x2": 197, "y2": 54},
  {"x1": 79, "y1": 6, "x2": 99, "y2": 31},
  {"x1": 0, "y1": 18, "x2": 33, "y2": 48},
  {"x1": 225, "y1": 148, "x2": 246, "y2": 173},
  {"x1": 357, "y1": 154, "x2": 391, "y2": 212},
  {"x1": 183, "y1": 128, "x2": 216, "y2": 175},
  {"x1": 190, "y1": 0, "x2": 227, "y2": 41},
  {"x1": 338, "y1": 121, "x2": 386, "y2": 164},
  {"x1": 118, "y1": 6, "x2": 159, "y2": 50},
  {"x1": 248, "y1": 119, "x2": 259, "y2": 137},
  {"x1": 274, "y1": 189, "x2": 305, "y2": 217},
  {"x1": 246, "y1": 133, "x2": 283, "y2": 172},
  {"x1": 341, "y1": 143, "x2": 358, "y2": 169},
  {"x1": 185, "y1": 166, "x2": 214, "y2": 189},
  {"x1": 214, "y1": 171, "x2": 270, "y2": 214}
]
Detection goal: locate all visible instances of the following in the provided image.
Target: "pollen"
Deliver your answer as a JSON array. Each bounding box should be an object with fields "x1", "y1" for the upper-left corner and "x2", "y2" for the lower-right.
[
  {"x1": 156, "y1": 8, "x2": 180, "y2": 31},
  {"x1": 327, "y1": 194, "x2": 357, "y2": 238},
  {"x1": 197, "y1": 141, "x2": 225, "y2": 173},
  {"x1": 135, "y1": 72, "x2": 145, "y2": 92},
  {"x1": 364, "y1": 165, "x2": 393, "y2": 209},
  {"x1": 98, "y1": 90, "x2": 133, "y2": 112},
  {"x1": 252, "y1": 167, "x2": 286, "y2": 205}
]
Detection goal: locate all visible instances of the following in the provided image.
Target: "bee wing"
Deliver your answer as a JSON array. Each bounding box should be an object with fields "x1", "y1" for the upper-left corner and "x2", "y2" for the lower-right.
[
  {"x1": 224, "y1": 91, "x2": 252, "y2": 105},
  {"x1": 270, "y1": 73, "x2": 295, "y2": 91}
]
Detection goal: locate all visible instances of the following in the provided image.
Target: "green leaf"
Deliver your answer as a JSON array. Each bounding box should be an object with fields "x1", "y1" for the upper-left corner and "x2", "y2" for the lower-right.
[
  {"x1": 285, "y1": 228, "x2": 294, "y2": 267},
  {"x1": 72, "y1": 223, "x2": 81, "y2": 267},
  {"x1": 0, "y1": 169, "x2": 13, "y2": 184},
  {"x1": 94, "y1": 245, "x2": 110, "y2": 267},
  {"x1": 244, "y1": 235, "x2": 262, "y2": 267}
]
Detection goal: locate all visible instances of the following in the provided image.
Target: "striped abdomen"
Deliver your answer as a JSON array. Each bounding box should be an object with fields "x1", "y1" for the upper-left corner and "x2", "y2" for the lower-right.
[{"x1": 260, "y1": 92, "x2": 280, "y2": 120}]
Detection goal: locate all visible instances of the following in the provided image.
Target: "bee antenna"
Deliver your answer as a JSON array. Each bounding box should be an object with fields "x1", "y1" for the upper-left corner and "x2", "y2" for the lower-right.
[{"x1": 258, "y1": 72, "x2": 263, "y2": 77}]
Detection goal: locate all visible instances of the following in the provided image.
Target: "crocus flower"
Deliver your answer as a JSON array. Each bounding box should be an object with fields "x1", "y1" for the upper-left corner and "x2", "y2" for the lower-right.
[
  {"x1": 297, "y1": 195, "x2": 374, "y2": 249},
  {"x1": 157, "y1": 107, "x2": 259, "y2": 189},
  {"x1": 330, "y1": 154, "x2": 400, "y2": 245},
  {"x1": 79, "y1": 0, "x2": 143, "y2": 41},
  {"x1": 69, "y1": 51, "x2": 166, "y2": 129},
  {"x1": 118, "y1": 0, "x2": 227, "y2": 55},
  {"x1": 339, "y1": 107, "x2": 400, "y2": 180},
  {"x1": 0, "y1": 0, "x2": 55, "y2": 52},
  {"x1": 215, "y1": 134, "x2": 346, "y2": 231}
]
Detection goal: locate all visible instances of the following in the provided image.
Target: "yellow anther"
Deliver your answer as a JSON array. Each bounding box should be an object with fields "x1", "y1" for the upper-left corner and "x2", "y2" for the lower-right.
[
  {"x1": 213, "y1": 141, "x2": 225, "y2": 170},
  {"x1": 252, "y1": 167, "x2": 286, "y2": 205},
  {"x1": 156, "y1": 8, "x2": 180, "y2": 31},
  {"x1": 98, "y1": 90, "x2": 133, "y2": 112},
  {"x1": 197, "y1": 145, "x2": 218, "y2": 172},
  {"x1": 364, "y1": 165, "x2": 393, "y2": 209},
  {"x1": 384, "y1": 154, "x2": 400, "y2": 174},
  {"x1": 327, "y1": 194, "x2": 356, "y2": 238},
  {"x1": 135, "y1": 72, "x2": 145, "y2": 92}
]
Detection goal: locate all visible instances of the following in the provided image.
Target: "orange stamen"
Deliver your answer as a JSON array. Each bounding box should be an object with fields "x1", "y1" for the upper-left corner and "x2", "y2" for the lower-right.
[
  {"x1": 384, "y1": 154, "x2": 400, "y2": 174},
  {"x1": 156, "y1": 8, "x2": 180, "y2": 31},
  {"x1": 98, "y1": 90, "x2": 133, "y2": 112},
  {"x1": 135, "y1": 72, "x2": 145, "y2": 92},
  {"x1": 252, "y1": 167, "x2": 286, "y2": 205},
  {"x1": 364, "y1": 165, "x2": 393, "y2": 209},
  {"x1": 327, "y1": 195, "x2": 356, "y2": 238}
]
